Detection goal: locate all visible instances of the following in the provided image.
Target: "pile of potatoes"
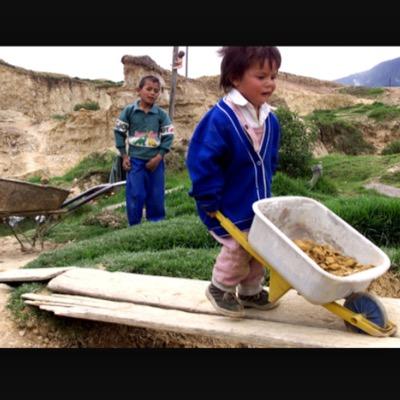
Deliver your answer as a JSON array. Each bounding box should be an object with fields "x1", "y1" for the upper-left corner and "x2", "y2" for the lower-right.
[{"x1": 293, "y1": 239, "x2": 375, "y2": 276}]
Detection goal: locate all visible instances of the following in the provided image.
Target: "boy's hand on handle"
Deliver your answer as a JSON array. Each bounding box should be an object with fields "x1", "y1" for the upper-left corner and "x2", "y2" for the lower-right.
[
  {"x1": 122, "y1": 155, "x2": 131, "y2": 171},
  {"x1": 145, "y1": 154, "x2": 163, "y2": 172},
  {"x1": 206, "y1": 211, "x2": 217, "y2": 218}
]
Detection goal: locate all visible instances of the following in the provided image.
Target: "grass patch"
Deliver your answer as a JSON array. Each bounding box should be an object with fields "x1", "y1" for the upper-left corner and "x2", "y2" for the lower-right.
[
  {"x1": 102, "y1": 247, "x2": 218, "y2": 280},
  {"x1": 26, "y1": 176, "x2": 42, "y2": 184},
  {"x1": 380, "y1": 171, "x2": 400, "y2": 187},
  {"x1": 317, "y1": 153, "x2": 400, "y2": 194},
  {"x1": 26, "y1": 216, "x2": 217, "y2": 268},
  {"x1": 91, "y1": 80, "x2": 123, "y2": 89},
  {"x1": 272, "y1": 172, "x2": 337, "y2": 200},
  {"x1": 51, "y1": 114, "x2": 70, "y2": 121},
  {"x1": 325, "y1": 195, "x2": 400, "y2": 246},
  {"x1": 73, "y1": 101, "x2": 100, "y2": 111},
  {"x1": 47, "y1": 222, "x2": 111, "y2": 243},
  {"x1": 338, "y1": 86, "x2": 385, "y2": 97},
  {"x1": 308, "y1": 103, "x2": 400, "y2": 154},
  {"x1": 383, "y1": 247, "x2": 400, "y2": 273},
  {"x1": 7, "y1": 283, "x2": 44, "y2": 324},
  {"x1": 337, "y1": 102, "x2": 400, "y2": 121},
  {"x1": 165, "y1": 169, "x2": 190, "y2": 189},
  {"x1": 272, "y1": 173, "x2": 310, "y2": 197},
  {"x1": 366, "y1": 103, "x2": 400, "y2": 121},
  {"x1": 382, "y1": 140, "x2": 400, "y2": 156},
  {"x1": 309, "y1": 111, "x2": 374, "y2": 155},
  {"x1": 51, "y1": 151, "x2": 114, "y2": 184},
  {"x1": 165, "y1": 186, "x2": 196, "y2": 218},
  {"x1": 79, "y1": 78, "x2": 124, "y2": 89}
]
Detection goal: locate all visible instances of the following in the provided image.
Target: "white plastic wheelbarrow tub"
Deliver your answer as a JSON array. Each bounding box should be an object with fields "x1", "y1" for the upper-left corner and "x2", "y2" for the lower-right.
[{"x1": 248, "y1": 196, "x2": 391, "y2": 305}]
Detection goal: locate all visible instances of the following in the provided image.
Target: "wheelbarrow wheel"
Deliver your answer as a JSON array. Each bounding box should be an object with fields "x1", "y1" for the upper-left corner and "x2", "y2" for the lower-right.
[{"x1": 343, "y1": 292, "x2": 388, "y2": 334}]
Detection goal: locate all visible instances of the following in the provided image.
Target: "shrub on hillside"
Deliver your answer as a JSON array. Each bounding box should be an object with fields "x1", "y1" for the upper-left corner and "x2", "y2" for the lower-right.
[
  {"x1": 51, "y1": 113, "x2": 70, "y2": 121},
  {"x1": 310, "y1": 112, "x2": 374, "y2": 155},
  {"x1": 73, "y1": 101, "x2": 100, "y2": 111},
  {"x1": 275, "y1": 107, "x2": 317, "y2": 177},
  {"x1": 338, "y1": 86, "x2": 385, "y2": 97},
  {"x1": 382, "y1": 140, "x2": 400, "y2": 155},
  {"x1": 60, "y1": 151, "x2": 115, "y2": 182}
]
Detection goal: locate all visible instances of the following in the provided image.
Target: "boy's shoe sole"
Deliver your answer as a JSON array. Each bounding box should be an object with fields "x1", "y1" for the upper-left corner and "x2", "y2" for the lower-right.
[
  {"x1": 205, "y1": 287, "x2": 245, "y2": 319},
  {"x1": 238, "y1": 298, "x2": 280, "y2": 310}
]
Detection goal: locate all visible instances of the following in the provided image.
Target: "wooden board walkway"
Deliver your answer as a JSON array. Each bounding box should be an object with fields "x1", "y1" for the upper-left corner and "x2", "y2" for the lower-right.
[
  {"x1": 5, "y1": 267, "x2": 399, "y2": 347},
  {"x1": 0, "y1": 267, "x2": 74, "y2": 282}
]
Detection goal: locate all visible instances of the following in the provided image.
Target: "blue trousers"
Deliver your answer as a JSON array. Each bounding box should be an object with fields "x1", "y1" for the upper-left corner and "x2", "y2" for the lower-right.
[{"x1": 126, "y1": 157, "x2": 165, "y2": 226}]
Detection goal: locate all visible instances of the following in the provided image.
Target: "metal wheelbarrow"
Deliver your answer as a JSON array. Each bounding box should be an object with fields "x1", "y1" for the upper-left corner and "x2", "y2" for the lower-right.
[
  {"x1": 214, "y1": 196, "x2": 397, "y2": 337},
  {"x1": 0, "y1": 178, "x2": 126, "y2": 250}
]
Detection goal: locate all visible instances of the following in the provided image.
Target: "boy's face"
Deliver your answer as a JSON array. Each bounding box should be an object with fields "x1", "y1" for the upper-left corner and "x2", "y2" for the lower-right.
[
  {"x1": 232, "y1": 60, "x2": 278, "y2": 108},
  {"x1": 137, "y1": 80, "x2": 161, "y2": 107}
]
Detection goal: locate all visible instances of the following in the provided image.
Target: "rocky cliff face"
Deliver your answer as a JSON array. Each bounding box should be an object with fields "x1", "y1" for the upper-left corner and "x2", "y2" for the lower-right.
[
  {"x1": 0, "y1": 60, "x2": 113, "y2": 120},
  {"x1": 0, "y1": 56, "x2": 399, "y2": 179},
  {"x1": 0, "y1": 57, "x2": 223, "y2": 178}
]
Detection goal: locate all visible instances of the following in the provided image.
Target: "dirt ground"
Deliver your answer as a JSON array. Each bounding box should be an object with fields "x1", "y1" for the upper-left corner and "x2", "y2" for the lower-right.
[
  {"x1": 0, "y1": 235, "x2": 60, "y2": 347},
  {"x1": 0, "y1": 235, "x2": 245, "y2": 348}
]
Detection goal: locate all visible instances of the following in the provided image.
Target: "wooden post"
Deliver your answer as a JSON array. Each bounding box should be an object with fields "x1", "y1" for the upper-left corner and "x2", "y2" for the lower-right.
[
  {"x1": 169, "y1": 46, "x2": 179, "y2": 120},
  {"x1": 309, "y1": 162, "x2": 323, "y2": 189},
  {"x1": 185, "y1": 46, "x2": 189, "y2": 78}
]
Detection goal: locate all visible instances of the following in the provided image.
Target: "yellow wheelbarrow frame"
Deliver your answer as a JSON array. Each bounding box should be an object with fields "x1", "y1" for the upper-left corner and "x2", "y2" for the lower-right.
[{"x1": 215, "y1": 211, "x2": 397, "y2": 337}]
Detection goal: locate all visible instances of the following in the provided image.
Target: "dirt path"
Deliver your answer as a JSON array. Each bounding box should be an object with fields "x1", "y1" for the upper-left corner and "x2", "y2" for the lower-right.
[
  {"x1": 0, "y1": 284, "x2": 39, "y2": 347},
  {"x1": 364, "y1": 182, "x2": 400, "y2": 198},
  {"x1": 0, "y1": 235, "x2": 59, "y2": 347}
]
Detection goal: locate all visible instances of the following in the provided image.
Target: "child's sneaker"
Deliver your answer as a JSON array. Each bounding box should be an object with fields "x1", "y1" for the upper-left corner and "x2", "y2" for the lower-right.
[
  {"x1": 238, "y1": 289, "x2": 279, "y2": 310},
  {"x1": 206, "y1": 283, "x2": 245, "y2": 318}
]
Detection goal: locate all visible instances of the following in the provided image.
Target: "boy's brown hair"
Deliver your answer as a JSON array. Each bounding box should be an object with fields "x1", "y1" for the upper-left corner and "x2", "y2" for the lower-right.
[
  {"x1": 138, "y1": 75, "x2": 161, "y2": 89},
  {"x1": 218, "y1": 47, "x2": 282, "y2": 92}
]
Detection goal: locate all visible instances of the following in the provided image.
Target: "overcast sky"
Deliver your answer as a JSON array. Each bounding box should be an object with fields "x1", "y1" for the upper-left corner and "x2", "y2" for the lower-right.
[{"x1": 1, "y1": 46, "x2": 399, "y2": 83}]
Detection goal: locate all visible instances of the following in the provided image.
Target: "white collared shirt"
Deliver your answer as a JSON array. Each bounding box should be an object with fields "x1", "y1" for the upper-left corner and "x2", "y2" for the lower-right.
[
  {"x1": 225, "y1": 88, "x2": 271, "y2": 127},
  {"x1": 224, "y1": 88, "x2": 271, "y2": 152}
]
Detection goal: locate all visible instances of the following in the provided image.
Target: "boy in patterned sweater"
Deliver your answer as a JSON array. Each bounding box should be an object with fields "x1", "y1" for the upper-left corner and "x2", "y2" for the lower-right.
[{"x1": 114, "y1": 75, "x2": 174, "y2": 226}]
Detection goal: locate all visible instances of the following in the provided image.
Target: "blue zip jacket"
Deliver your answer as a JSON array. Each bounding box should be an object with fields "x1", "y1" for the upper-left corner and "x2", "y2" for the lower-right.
[{"x1": 187, "y1": 99, "x2": 280, "y2": 236}]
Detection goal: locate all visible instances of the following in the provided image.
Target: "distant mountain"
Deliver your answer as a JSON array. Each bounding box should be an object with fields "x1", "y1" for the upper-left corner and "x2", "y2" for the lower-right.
[{"x1": 335, "y1": 57, "x2": 400, "y2": 87}]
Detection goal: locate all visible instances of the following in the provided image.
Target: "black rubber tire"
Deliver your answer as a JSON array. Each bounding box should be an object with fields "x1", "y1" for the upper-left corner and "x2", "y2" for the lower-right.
[{"x1": 343, "y1": 292, "x2": 388, "y2": 334}]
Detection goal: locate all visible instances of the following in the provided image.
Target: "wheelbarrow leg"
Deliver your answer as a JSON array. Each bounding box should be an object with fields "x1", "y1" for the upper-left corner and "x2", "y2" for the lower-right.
[
  {"x1": 31, "y1": 214, "x2": 63, "y2": 250},
  {"x1": 3, "y1": 218, "x2": 32, "y2": 252}
]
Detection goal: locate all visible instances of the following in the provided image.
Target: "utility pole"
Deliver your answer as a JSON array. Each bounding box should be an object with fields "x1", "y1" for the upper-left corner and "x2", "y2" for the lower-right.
[
  {"x1": 169, "y1": 46, "x2": 179, "y2": 120},
  {"x1": 185, "y1": 46, "x2": 189, "y2": 78}
]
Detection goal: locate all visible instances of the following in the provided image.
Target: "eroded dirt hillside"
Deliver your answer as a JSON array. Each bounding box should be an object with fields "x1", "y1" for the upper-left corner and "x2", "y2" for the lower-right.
[{"x1": 1, "y1": 57, "x2": 399, "y2": 178}]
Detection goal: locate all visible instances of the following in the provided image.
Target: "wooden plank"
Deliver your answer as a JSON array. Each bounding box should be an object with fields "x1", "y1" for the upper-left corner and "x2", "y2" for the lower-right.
[
  {"x1": 0, "y1": 267, "x2": 75, "y2": 282},
  {"x1": 23, "y1": 293, "x2": 131, "y2": 310},
  {"x1": 47, "y1": 268, "x2": 400, "y2": 335},
  {"x1": 22, "y1": 292, "x2": 400, "y2": 348}
]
